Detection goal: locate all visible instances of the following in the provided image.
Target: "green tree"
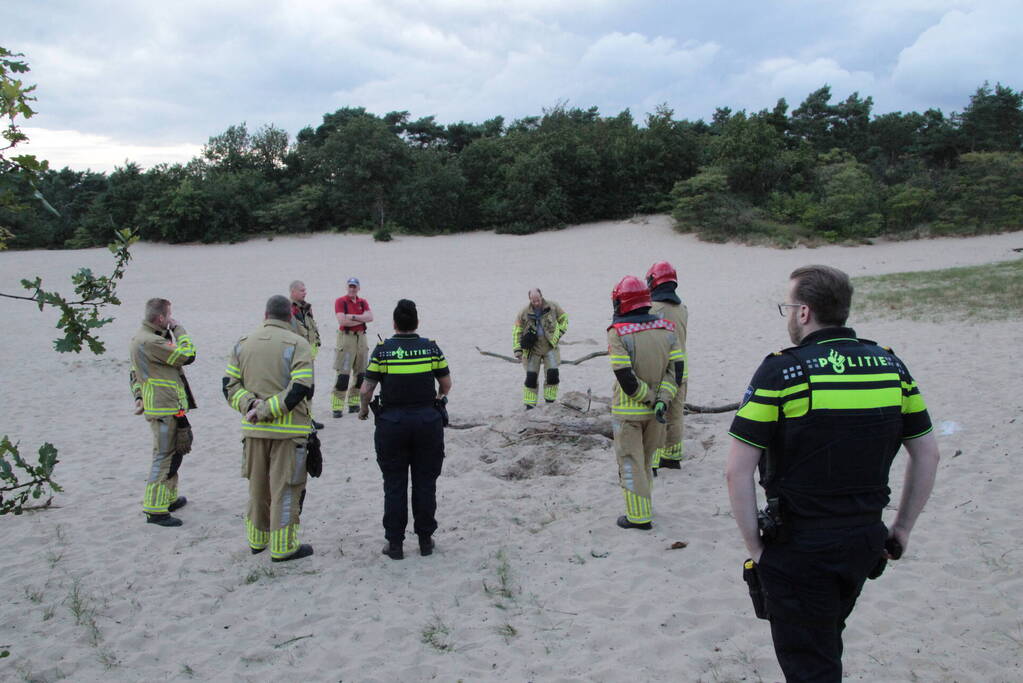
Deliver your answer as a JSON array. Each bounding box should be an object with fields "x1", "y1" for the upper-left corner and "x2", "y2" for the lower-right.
[
  {"x1": 295, "y1": 108, "x2": 411, "y2": 230},
  {"x1": 959, "y1": 82, "x2": 1023, "y2": 153},
  {"x1": 1, "y1": 45, "x2": 138, "y2": 514}
]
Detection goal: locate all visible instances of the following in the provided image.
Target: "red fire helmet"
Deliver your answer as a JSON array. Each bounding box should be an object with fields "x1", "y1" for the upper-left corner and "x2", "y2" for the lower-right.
[
  {"x1": 646, "y1": 261, "x2": 677, "y2": 288},
  {"x1": 612, "y1": 276, "x2": 652, "y2": 314}
]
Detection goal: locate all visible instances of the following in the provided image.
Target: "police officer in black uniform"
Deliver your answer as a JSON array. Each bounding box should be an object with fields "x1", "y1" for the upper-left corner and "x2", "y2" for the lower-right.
[
  {"x1": 725, "y1": 264, "x2": 940, "y2": 683},
  {"x1": 359, "y1": 299, "x2": 452, "y2": 560}
]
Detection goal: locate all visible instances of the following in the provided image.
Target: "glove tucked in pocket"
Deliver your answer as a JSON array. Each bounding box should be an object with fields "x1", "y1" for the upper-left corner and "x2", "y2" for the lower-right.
[
  {"x1": 174, "y1": 415, "x2": 193, "y2": 455},
  {"x1": 305, "y1": 431, "x2": 323, "y2": 478}
]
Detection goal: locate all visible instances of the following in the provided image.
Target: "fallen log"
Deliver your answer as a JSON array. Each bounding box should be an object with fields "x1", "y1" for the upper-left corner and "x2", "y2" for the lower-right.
[{"x1": 475, "y1": 346, "x2": 608, "y2": 365}]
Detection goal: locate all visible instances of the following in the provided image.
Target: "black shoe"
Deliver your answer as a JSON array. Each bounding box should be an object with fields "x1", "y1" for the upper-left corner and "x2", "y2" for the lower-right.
[
  {"x1": 382, "y1": 541, "x2": 403, "y2": 560},
  {"x1": 616, "y1": 515, "x2": 652, "y2": 531},
  {"x1": 312, "y1": 420, "x2": 325, "y2": 430},
  {"x1": 348, "y1": 405, "x2": 359, "y2": 414},
  {"x1": 652, "y1": 468, "x2": 658, "y2": 478},
  {"x1": 167, "y1": 496, "x2": 187, "y2": 512},
  {"x1": 524, "y1": 404, "x2": 534, "y2": 410},
  {"x1": 333, "y1": 410, "x2": 344, "y2": 418},
  {"x1": 146, "y1": 513, "x2": 183, "y2": 527},
  {"x1": 272, "y1": 544, "x2": 314, "y2": 562},
  {"x1": 418, "y1": 536, "x2": 434, "y2": 556},
  {"x1": 660, "y1": 459, "x2": 681, "y2": 470},
  {"x1": 251, "y1": 547, "x2": 266, "y2": 555},
  {"x1": 545, "y1": 399, "x2": 555, "y2": 403}
]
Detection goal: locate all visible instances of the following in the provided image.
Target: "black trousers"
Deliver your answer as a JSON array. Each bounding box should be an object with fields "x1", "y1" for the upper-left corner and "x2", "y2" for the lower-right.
[
  {"x1": 374, "y1": 406, "x2": 445, "y2": 543},
  {"x1": 758, "y1": 522, "x2": 887, "y2": 683}
]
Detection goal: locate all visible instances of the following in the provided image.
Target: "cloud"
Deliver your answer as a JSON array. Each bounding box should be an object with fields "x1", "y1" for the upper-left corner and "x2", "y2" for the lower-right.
[
  {"x1": 20, "y1": 127, "x2": 202, "y2": 173},
  {"x1": 7, "y1": 0, "x2": 1023, "y2": 172},
  {"x1": 715, "y1": 57, "x2": 877, "y2": 117},
  {"x1": 892, "y1": 2, "x2": 1023, "y2": 110}
]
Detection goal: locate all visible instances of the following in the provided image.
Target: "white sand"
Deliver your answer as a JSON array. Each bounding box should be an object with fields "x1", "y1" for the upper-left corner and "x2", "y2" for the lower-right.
[{"x1": 2, "y1": 216, "x2": 1022, "y2": 682}]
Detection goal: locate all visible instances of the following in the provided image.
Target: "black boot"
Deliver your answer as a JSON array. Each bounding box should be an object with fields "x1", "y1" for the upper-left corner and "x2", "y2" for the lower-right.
[
  {"x1": 146, "y1": 513, "x2": 183, "y2": 527},
  {"x1": 272, "y1": 544, "x2": 314, "y2": 562},
  {"x1": 660, "y1": 459, "x2": 681, "y2": 470},
  {"x1": 418, "y1": 535, "x2": 434, "y2": 556},
  {"x1": 382, "y1": 541, "x2": 403, "y2": 560},
  {"x1": 616, "y1": 515, "x2": 652, "y2": 531},
  {"x1": 168, "y1": 496, "x2": 187, "y2": 512}
]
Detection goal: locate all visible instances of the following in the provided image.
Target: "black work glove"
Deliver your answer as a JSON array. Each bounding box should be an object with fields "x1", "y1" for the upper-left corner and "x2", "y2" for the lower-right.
[
  {"x1": 306, "y1": 431, "x2": 323, "y2": 478},
  {"x1": 654, "y1": 400, "x2": 667, "y2": 424}
]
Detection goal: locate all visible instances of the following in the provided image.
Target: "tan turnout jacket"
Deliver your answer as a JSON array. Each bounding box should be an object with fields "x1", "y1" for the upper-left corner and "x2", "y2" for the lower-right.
[
  {"x1": 224, "y1": 319, "x2": 314, "y2": 439},
  {"x1": 129, "y1": 321, "x2": 197, "y2": 419},
  {"x1": 607, "y1": 318, "x2": 683, "y2": 420}
]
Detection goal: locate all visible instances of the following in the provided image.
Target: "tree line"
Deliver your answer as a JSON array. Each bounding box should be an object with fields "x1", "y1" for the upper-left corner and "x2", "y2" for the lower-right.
[{"x1": 3, "y1": 82, "x2": 1022, "y2": 249}]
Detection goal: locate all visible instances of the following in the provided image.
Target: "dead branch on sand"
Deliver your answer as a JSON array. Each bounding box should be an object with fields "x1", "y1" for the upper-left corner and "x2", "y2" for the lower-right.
[{"x1": 475, "y1": 346, "x2": 608, "y2": 365}]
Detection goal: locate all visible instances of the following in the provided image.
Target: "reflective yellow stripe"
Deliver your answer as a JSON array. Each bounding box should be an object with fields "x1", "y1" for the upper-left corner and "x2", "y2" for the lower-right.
[
  {"x1": 736, "y1": 400, "x2": 778, "y2": 422},
  {"x1": 902, "y1": 393, "x2": 927, "y2": 414},
  {"x1": 810, "y1": 372, "x2": 900, "y2": 383},
  {"x1": 246, "y1": 517, "x2": 270, "y2": 549},
  {"x1": 382, "y1": 361, "x2": 437, "y2": 375},
  {"x1": 782, "y1": 397, "x2": 809, "y2": 418},
  {"x1": 812, "y1": 387, "x2": 902, "y2": 410},
  {"x1": 241, "y1": 422, "x2": 311, "y2": 435},
  {"x1": 754, "y1": 383, "x2": 808, "y2": 398},
  {"x1": 623, "y1": 490, "x2": 652, "y2": 523}
]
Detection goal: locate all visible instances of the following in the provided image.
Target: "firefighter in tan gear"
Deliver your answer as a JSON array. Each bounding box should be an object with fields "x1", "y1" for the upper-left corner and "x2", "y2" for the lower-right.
[
  {"x1": 512, "y1": 289, "x2": 568, "y2": 408},
  {"x1": 289, "y1": 280, "x2": 324, "y2": 430},
  {"x1": 646, "y1": 261, "x2": 688, "y2": 471},
  {"x1": 607, "y1": 277, "x2": 684, "y2": 529},
  {"x1": 129, "y1": 298, "x2": 197, "y2": 527},
  {"x1": 223, "y1": 295, "x2": 316, "y2": 562},
  {"x1": 332, "y1": 277, "x2": 373, "y2": 417}
]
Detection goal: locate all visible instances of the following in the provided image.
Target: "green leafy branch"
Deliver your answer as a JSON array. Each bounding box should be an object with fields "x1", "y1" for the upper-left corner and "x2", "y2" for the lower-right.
[
  {"x1": 0, "y1": 436, "x2": 63, "y2": 515},
  {"x1": 0, "y1": 228, "x2": 138, "y2": 353}
]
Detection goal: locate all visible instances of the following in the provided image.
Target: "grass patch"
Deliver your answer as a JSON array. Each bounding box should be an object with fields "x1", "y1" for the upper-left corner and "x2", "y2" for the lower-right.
[
  {"x1": 483, "y1": 549, "x2": 516, "y2": 606},
  {"x1": 244, "y1": 567, "x2": 277, "y2": 585},
  {"x1": 853, "y1": 258, "x2": 1023, "y2": 322},
  {"x1": 421, "y1": 616, "x2": 454, "y2": 653}
]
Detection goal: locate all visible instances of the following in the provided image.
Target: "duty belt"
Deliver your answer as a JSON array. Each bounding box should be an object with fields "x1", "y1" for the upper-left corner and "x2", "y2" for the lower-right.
[{"x1": 787, "y1": 512, "x2": 882, "y2": 531}]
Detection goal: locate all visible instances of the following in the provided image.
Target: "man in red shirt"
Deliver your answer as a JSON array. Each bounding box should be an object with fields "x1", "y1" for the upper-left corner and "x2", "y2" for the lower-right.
[{"x1": 332, "y1": 277, "x2": 374, "y2": 417}]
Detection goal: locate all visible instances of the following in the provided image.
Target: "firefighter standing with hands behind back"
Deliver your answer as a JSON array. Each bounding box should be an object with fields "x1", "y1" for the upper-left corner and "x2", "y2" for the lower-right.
[
  {"x1": 607, "y1": 277, "x2": 684, "y2": 530},
  {"x1": 223, "y1": 295, "x2": 316, "y2": 562},
  {"x1": 646, "y1": 261, "x2": 689, "y2": 471}
]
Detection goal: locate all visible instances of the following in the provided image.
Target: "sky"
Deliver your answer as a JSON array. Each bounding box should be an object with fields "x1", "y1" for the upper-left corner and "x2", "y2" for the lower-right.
[{"x1": 7, "y1": 0, "x2": 1023, "y2": 173}]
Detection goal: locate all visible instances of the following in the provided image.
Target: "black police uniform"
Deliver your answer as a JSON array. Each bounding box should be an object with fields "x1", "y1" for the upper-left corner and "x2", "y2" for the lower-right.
[
  {"x1": 729, "y1": 327, "x2": 932, "y2": 683},
  {"x1": 366, "y1": 333, "x2": 449, "y2": 544}
]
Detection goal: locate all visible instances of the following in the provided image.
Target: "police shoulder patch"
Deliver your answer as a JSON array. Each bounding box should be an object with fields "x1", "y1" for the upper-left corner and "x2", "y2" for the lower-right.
[{"x1": 740, "y1": 385, "x2": 755, "y2": 408}]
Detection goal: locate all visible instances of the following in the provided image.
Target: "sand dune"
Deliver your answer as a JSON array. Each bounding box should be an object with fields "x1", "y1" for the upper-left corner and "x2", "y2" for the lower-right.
[{"x1": 2, "y1": 216, "x2": 1021, "y2": 681}]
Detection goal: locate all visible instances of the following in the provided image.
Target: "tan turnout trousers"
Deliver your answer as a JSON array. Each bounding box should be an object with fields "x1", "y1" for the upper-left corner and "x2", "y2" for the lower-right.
[
  {"x1": 243, "y1": 437, "x2": 308, "y2": 559},
  {"x1": 613, "y1": 417, "x2": 665, "y2": 524}
]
